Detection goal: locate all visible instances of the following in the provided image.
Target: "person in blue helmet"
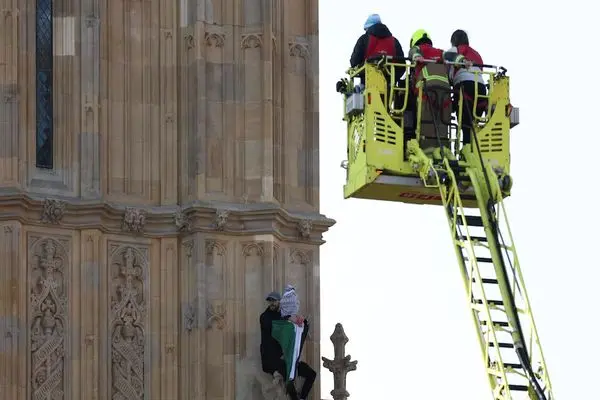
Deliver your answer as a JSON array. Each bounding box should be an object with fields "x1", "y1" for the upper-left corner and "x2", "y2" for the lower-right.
[{"x1": 349, "y1": 14, "x2": 406, "y2": 83}]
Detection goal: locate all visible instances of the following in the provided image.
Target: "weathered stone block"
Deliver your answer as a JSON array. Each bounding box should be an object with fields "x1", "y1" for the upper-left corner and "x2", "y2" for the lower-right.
[{"x1": 236, "y1": 356, "x2": 306, "y2": 400}]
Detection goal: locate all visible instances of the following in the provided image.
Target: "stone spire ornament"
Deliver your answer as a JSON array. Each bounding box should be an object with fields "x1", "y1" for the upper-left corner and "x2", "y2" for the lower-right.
[{"x1": 322, "y1": 323, "x2": 358, "y2": 400}]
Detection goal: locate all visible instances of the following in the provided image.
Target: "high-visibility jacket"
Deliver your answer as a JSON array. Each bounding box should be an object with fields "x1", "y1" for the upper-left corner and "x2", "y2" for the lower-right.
[{"x1": 408, "y1": 44, "x2": 450, "y2": 95}]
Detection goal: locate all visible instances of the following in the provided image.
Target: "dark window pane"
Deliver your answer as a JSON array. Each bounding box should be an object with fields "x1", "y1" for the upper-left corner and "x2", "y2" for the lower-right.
[{"x1": 35, "y1": 0, "x2": 53, "y2": 169}]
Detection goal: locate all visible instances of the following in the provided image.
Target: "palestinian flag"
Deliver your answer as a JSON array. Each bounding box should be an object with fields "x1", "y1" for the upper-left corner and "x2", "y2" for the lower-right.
[{"x1": 271, "y1": 320, "x2": 307, "y2": 381}]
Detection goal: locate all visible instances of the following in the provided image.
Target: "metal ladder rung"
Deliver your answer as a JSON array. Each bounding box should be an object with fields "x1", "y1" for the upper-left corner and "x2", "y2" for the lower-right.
[
  {"x1": 481, "y1": 320, "x2": 509, "y2": 327},
  {"x1": 456, "y1": 215, "x2": 483, "y2": 226},
  {"x1": 473, "y1": 277, "x2": 499, "y2": 284},
  {"x1": 503, "y1": 363, "x2": 523, "y2": 370},
  {"x1": 464, "y1": 256, "x2": 493, "y2": 263},
  {"x1": 489, "y1": 342, "x2": 514, "y2": 348},
  {"x1": 459, "y1": 235, "x2": 487, "y2": 242},
  {"x1": 508, "y1": 384, "x2": 529, "y2": 391},
  {"x1": 475, "y1": 299, "x2": 504, "y2": 306}
]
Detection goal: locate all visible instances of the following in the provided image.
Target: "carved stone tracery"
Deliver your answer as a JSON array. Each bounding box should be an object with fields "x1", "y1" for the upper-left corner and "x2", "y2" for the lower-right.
[
  {"x1": 289, "y1": 42, "x2": 309, "y2": 58},
  {"x1": 174, "y1": 208, "x2": 191, "y2": 232},
  {"x1": 122, "y1": 208, "x2": 146, "y2": 233},
  {"x1": 241, "y1": 33, "x2": 262, "y2": 49},
  {"x1": 183, "y1": 302, "x2": 197, "y2": 332},
  {"x1": 183, "y1": 240, "x2": 193, "y2": 257},
  {"x1": 110, "y1": 246, "x2": 147, "y2": 400},
  {"x1": 41, "y1": 198, "x2": 66, "y2": 224},
  {"x1": 213, "y1": 209, "x2": 229, "y2": 231},
  {"x1": 205, "y1": 239, "x2": 226, "y2": 256},
  {"x1": 207, "y1": 301, "x2": 226, "y2": 330},
  {"x1": 205, "y1": 32, "x2": 225, "y2": 47},
  {"x1": 242, "y1": 242, "x2": 264, "y2": 257},
  {"x1": 30, "y1": 238, "x2": 68, "y2": 400},
  {"x1": 290, "y1": 248, "x2": 311, "y2": 265},
  {"x1": 184, "y1": 34, "x2": 195, "y2": 49}
]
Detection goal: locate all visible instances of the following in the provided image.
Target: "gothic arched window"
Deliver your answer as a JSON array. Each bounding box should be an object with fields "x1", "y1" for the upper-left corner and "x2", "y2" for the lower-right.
[{"x1": 35, "y1": 0, "x2": 53, "y2": 169}]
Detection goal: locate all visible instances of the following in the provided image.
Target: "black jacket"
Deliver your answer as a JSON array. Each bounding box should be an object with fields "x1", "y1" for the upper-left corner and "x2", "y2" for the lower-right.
[
  {"x1": 260, "y1": 308, "x2": 284, "y2": 367},
  {"x1": 259, "y1": 307, "x2": 310, "y2": 370},
  {"x1": 350, "y1": 23, "x2": 405, "y2": 69}
]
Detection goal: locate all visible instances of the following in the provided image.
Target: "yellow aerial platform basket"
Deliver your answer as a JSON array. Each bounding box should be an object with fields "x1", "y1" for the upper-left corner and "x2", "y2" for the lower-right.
[
  {"x1": 339, "y1": 55, "x2": 519, "y2": 208},
  {"x1": 337, "y1": 56, "x2": 556, "y2": 400}
]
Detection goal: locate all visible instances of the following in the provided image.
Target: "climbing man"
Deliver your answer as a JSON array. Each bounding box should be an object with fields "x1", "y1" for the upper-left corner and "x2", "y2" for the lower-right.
[
  {"x1": 349, "y1": 13, "x2": 406, "y2": 84},
  {"x1": 443, "y1": 29, "x2": 488, "y2": 146},
  {"x1": 407, "y1": 29, "x2": 453, "y2": 155},
  {"x1": 260, "y1": 291, "x2": 316, "y2": 400}
]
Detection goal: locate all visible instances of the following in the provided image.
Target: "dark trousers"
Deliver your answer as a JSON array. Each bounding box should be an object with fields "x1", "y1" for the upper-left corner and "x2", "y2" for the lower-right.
[
  {"x1": 405, "y1": 87, "x2": 452, "y2": 148},
  {"x1": 263, "y1": 358, "x2": 316, "y2": 400},
  {"x1": 454, "y1": 80, "x2": 487, "y2": 145}
]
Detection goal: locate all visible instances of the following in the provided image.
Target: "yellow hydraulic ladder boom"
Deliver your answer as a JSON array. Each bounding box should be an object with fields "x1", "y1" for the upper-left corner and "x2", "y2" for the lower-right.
[
  {"x1": 408, "y1": 142, "x2": 553, "y2": 399},
  {"x1": 339, "y1": 56, "x2": 554, "y2": 399}
]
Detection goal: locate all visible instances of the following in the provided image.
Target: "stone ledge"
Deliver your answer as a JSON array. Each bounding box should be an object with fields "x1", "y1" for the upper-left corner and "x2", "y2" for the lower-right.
[
  {"x1": 0, "y1": 191, "x2": 336, "y2": 243},
  {"x1": 236, "y1": 357, "x2": 306, "y2": 400}
]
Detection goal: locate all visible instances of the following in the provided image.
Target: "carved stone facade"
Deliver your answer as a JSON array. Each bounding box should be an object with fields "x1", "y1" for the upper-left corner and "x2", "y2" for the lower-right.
[
  {"x1": 0, "y1": 1, "x2": 332, "y2": 400},
  {"x1": 29, "y1": 237, "x2": 69, "y2": 400},
  {"x1": 110, "y1": 246, "x2": 148, "y2": 400}
]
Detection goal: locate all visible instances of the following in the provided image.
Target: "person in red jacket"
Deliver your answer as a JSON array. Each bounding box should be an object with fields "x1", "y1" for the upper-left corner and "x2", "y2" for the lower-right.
[
  {"x1": 443, "y1": 29, "x2": 488, "y2": 146},
  {"x1": 408, "y1": 29, "x2": 450, "y2": 93},
  {"x1": 350, "y1": 14, "x2": 406, "y2": 84},
  {"x1": 407, "y1": 29, "x2": 452, "y2": 152}
]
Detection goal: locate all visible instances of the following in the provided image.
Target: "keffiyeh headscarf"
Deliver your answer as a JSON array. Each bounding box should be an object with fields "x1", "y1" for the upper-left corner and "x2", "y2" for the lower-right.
[{"x1": 279, "y1": 284, "x2": 299, "y2": 317}]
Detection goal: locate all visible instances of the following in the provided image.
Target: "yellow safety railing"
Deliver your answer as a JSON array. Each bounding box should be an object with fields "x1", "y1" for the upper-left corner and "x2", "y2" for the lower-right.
[{"x1": 339, "y1": 56, "x2": 510, "y2": 166}]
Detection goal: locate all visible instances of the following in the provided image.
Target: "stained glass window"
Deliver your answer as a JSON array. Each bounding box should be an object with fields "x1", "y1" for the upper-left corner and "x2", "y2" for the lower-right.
[{"x1": 35, "y1": 0, "x2": 53, "y2": 169}]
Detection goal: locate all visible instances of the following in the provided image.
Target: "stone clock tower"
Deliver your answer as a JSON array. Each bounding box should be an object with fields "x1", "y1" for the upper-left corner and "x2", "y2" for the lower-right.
[{"x1": 0, "y1": 1, "x2": 333, "y2": 399}]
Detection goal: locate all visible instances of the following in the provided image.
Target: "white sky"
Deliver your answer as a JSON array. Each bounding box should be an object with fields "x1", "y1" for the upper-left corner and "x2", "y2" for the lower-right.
[{"x1": 318, "y1": 1, "x2": 600, "y2": 398}]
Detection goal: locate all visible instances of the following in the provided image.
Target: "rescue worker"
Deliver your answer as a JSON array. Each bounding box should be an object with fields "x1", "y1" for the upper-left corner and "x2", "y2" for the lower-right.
[
  {"x1": 408, "y1": 29, "x2": 444, "y2": 75},
  {"x1": 407, "y1": 29, "x2": 452, "y2": 153},
  {"x1": 443, "y1": 29, "x2": 487, "y2": 146},
  {"x1": 349, "y1": 14, "x2": 406, "y2": 84}
]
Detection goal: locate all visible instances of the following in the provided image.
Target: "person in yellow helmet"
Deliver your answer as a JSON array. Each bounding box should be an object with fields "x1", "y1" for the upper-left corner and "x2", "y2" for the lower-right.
[
  {"x1": 406, "y1": 29, "x2": 452, "y2": 153},
  {"x1": 408, "y1": 29, "x2": 448, "y2": 94}
]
